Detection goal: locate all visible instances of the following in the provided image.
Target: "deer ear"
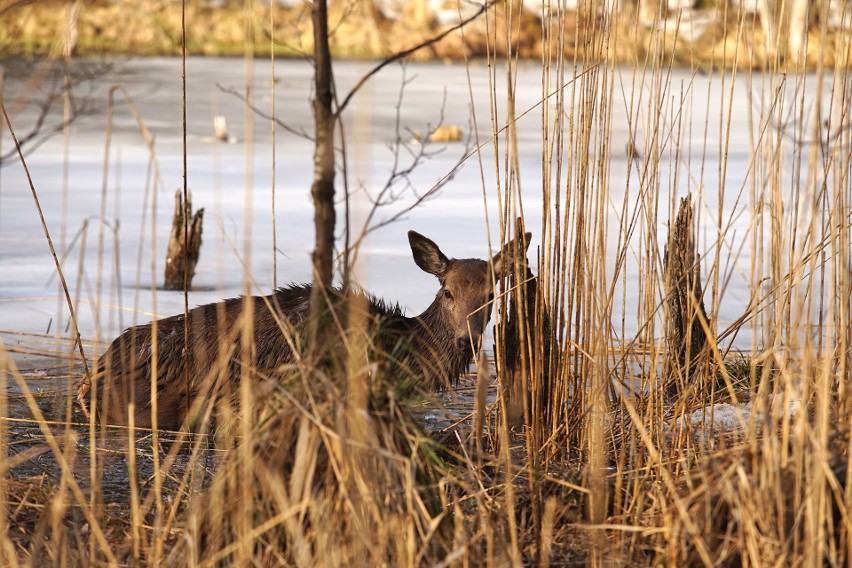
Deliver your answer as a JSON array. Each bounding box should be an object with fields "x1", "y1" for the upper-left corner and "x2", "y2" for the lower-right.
[
  {"x1": 409, "y1": 231, "x2": 450, "y2": 278},
  {"x1": 492, "y1": 231, "x2": 532, "y2": 275}
]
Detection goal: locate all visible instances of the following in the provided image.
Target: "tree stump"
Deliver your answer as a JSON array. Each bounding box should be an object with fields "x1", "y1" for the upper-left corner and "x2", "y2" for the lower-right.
[
  {"x1": 164, "y1": 189, "x2": 204, "y2": 291},
  {"x1": 496, "y1": 218, "x2": 550, "y2": 432},
  {"x1": 663, "y1": 195, "x2": 710, "y2": 399}
]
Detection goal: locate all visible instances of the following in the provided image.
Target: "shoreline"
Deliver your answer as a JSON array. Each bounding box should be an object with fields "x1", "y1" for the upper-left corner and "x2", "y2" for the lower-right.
[{"x1": 1, "y1": 2, "x2": 849, "y2": 70}]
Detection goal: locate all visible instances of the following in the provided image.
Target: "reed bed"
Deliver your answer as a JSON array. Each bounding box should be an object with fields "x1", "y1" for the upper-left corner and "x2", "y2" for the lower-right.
[{"x1": 2, "y1": 0, "x2": 852, "y2": 566}]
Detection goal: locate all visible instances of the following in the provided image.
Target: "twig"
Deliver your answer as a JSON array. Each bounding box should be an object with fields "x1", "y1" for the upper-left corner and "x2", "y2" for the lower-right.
[
  {"x1": 215, "y1": 83, "x2": 313, "y2": 140},
  {"x1": 336, "y1": 1, "x2": 498, "y2": 115},
  {"x1": 0, "y1": 62, "x2": 110, "y2": 167},
  {"x1": 0, "y1": 101, "x2": 89, "y2": 375}
]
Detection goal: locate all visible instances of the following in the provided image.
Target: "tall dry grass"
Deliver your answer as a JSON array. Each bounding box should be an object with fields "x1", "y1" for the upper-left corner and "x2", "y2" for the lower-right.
[
  {"x1": 484, "y1": 1, "x2": 852, "y2": 565},
  {"x1": 1, "y1": 0, "x2": 852, "y2": 566}
]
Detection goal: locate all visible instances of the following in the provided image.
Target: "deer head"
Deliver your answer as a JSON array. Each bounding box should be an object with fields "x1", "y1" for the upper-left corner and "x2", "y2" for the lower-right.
[{"x1": 408, "y1": 230, "x2": 532, "y2": 354}]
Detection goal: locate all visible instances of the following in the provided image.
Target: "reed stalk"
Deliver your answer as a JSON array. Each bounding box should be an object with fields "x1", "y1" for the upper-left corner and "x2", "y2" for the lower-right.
[{"x1": 2, "y1": 1, "x2": 852, "y2": 565}]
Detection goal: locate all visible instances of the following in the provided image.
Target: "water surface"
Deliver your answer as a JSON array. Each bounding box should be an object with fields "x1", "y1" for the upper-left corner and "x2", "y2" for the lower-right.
[{"x1": 0, "y1": 57, "x2": 830, "y2": 353}]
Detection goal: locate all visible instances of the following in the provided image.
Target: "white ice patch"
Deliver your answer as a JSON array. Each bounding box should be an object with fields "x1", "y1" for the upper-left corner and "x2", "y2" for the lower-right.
[{"x1": 668, "y1": 396, "x2": 800, "y2": 441}]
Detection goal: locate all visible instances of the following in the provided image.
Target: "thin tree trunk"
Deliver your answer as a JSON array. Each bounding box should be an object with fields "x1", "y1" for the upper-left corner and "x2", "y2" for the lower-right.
[{"x1": 309, "y1": 0, "x2": 337, "y2": 341}]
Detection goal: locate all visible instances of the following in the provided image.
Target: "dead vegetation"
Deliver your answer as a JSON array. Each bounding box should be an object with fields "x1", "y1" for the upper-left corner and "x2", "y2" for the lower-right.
[
  {"x1": 2, "y1": 0, "x2": 852, "y2": 567},
  {"x1": 1, "y1": 0, "x2": 850, "y2": 68}
]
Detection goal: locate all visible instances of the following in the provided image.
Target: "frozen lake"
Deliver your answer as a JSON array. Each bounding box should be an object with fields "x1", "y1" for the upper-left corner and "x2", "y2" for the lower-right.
[{"x1": 0, "y1": 57, "x2": 835, "y2": 360}]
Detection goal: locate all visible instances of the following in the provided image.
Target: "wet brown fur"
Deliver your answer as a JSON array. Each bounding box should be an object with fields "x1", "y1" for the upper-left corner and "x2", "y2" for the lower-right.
[{"x1": 78, "y1": 231, "x2": 523, "y2": 430}]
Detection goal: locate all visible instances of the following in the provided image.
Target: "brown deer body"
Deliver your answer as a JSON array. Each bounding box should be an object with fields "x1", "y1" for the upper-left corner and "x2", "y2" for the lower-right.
[{"x1": 77, "y1": 231, "x2": 523, "y2": 431}]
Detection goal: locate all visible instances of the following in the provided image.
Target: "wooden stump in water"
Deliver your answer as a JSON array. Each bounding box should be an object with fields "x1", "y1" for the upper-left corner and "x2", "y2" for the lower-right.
[
  {"x1": 663, "y1": 195, "x2": 711, "y2": 399},
  {"x1": 164, "y1": 189, "x2": 204, "y2": 291},
  {"x1": 496, "y1": 218, "x2": 550, "y2": 432}
]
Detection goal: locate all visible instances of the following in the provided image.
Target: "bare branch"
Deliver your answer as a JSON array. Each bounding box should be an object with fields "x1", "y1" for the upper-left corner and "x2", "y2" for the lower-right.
[
  {"x1": 345, "y1": 78, "x2": 471, "y2": 264},
  {"x1": 0, "y1": 62, "x2": 107, "y2": 167},
  {"x1": 221, "y1": 1, "x2": 496, "y2": 143},
  {"x1": 216, "y1": 83, "x2": 314, "y2": 141},
  {"x1": 336, "y1": 0, "x2": 498, "y2": 115}
]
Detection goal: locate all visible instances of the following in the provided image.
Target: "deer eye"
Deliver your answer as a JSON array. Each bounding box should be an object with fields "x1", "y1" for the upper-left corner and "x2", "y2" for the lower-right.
[{"x1": 443, "y1": 289, "x2": 453, "y2": 300}]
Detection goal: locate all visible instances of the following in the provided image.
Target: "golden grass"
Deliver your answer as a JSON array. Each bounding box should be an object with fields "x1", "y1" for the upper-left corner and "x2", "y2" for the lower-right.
[
  {"x1": 2, "y1": 0, "x2": 852, "y2": 566},
  {"x1": 1, "y1": 0, "x2": 850, "y2": 68}
]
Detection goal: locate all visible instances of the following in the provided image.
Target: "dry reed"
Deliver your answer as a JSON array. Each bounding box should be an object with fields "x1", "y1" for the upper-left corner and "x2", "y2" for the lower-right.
[{"x1": 2, "y1": 0, "x2": 851, "y2": 566}]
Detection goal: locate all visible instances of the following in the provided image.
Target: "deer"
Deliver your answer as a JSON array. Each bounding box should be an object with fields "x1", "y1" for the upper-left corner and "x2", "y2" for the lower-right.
[{"x1": 76, "y1": 230, "x2": 528, "y2": 431}]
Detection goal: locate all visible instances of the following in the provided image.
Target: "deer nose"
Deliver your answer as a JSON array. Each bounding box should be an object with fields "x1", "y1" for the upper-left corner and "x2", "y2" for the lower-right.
[
  {"x1": 456, "y1": 337, "x2": 473, "y2": 353},
  {"x1": 458, "y1": 332, "x2": 485, "y2": 352},
  {"x1": 466, "y1": 311, "x2": 488, "y2": 336}
]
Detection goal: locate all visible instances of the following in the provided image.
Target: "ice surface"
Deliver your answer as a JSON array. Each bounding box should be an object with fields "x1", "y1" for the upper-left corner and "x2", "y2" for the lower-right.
[
  {"x1": 0, "y1": 57, "x2": 827, "y2": 355},
  {"x1": 671, "y1": 396, "x2": 800, "y2": 442}
]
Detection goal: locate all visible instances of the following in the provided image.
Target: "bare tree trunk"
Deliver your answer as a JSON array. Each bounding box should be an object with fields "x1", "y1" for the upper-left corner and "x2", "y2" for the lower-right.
[
  {"x1": 309, "y1": 0, "x2": 337, "y2": 341},
  {"x1": 663, "y1": 196, "x2": 710, "y2": 399},
  {"x1": 164, "y1": 189, "x2": 204, "y2": 291}
]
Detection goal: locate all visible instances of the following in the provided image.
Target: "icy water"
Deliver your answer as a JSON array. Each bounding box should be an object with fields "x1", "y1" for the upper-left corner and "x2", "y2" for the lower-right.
[
  {"x1": 0, "y1": 57, "x2": 831, "y2": 363},
  {"x1": 0, "y1": 57, "x2": 834, "y2": 497}
]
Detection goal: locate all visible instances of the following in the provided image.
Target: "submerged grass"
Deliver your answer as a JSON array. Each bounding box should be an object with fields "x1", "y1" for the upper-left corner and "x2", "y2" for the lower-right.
[{"x1": 2, "y1": 0, "x2": 852, "y2": 566}]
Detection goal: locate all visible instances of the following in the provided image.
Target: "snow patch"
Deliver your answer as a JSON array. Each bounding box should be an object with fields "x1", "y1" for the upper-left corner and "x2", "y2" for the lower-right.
[{"x1": 669, "y1": 396, "x2": 800, "y2": 440}]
